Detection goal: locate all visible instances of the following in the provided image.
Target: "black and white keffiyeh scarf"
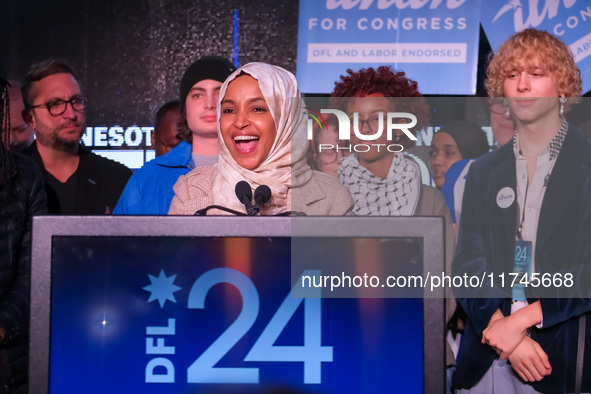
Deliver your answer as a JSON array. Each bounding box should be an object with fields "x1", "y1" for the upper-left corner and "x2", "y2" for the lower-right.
[{"x1": 338, "y1": 153, "x2": 420, "y2": 216}]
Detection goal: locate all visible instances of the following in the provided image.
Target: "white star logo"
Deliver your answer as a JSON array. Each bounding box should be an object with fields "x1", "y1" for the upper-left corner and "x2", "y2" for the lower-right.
[
  {"x1": 143, "y1": 269, "x2": 182, "y2": 308},
  {"x1": 493, "y1": 0, "x2": 522, "y2": 23},
  {"x1": 508, "y1": 0, "x2": 522, "y2": 9}
]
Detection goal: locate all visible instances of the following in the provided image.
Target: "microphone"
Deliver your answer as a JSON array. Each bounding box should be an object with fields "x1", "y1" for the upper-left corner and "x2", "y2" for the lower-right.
[
  {"x1": 234, "y1": 181, "x2": 273, "y2": 216},
  {"x1": 248, "y1": 184, "x2": 272, "y2": 215},
  {"x1": 235, "y1": 181, "x2": 253, "y2": 213},
  {"x1": 254, "y1": 185, "x2": 272, "y2": 207}
]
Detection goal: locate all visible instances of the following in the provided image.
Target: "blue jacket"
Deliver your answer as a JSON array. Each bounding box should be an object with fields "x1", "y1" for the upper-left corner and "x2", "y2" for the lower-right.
[
  {"x1": 452, "y1": 126, "x2": 591, "y2": 392},
  {"x1": 114, "y1": 141, "x2": 194, "y2": 215}
]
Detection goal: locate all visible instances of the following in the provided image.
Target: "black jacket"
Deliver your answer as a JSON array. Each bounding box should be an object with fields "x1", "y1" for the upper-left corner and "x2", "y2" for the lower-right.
[
  {"x1": 0, "y1": 151, "x2": 47, "y2": 389},
  {"x1": 452, "y1": 126, "x2": 591, "y2": 392},
  {"x1": 22, "y1": 142, "x2": 132, "y2": 214}
]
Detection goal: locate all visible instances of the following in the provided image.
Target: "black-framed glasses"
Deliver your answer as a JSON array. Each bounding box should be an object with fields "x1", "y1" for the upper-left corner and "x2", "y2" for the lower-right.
[
  {"x1": 349, "y1": 114, "x2": 382, "y2": 133},
  {"x1": 28, "y1": 96, "x2": 89, "y2": 117}
]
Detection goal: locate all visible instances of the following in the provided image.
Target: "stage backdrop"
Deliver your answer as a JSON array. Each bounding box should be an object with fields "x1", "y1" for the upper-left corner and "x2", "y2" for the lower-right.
[
  {"x1": 481, "y1": 0, "x2": 591, "y2": 94},
  {"x1": 296, "y1": 0, "x2": 482, "y2": 95},
  {"x1": 0, "y1": 0, "x2": 299, "y2": 169},
  {"x1": 2, "y1": 1, "x2": 587, "y2": 171}
]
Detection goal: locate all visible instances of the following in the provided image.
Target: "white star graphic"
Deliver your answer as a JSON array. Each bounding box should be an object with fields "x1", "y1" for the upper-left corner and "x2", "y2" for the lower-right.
[
  {"x1": 492, "y1": 0, "x2": 522, "y2": 23},
  {"x1": 143, "y1": 269, "x2": 182, "y2": 308},
  {"x1": 508, "y1": 0, "x2": 522, "y2": 9}
]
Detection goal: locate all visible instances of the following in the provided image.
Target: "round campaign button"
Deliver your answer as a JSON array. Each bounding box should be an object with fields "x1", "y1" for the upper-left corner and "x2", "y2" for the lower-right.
[{"x1": 496, "y1": 187, "x2": 515, "y2": 209}]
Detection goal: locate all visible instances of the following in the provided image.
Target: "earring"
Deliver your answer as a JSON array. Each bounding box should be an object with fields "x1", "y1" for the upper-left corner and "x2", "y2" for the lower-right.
[
  {"x1": 559, "y1": 94, "x2": 567, "y2": 116},
  {"x1": 502, "y1": 98, "x2": 510, "y2": 118}
]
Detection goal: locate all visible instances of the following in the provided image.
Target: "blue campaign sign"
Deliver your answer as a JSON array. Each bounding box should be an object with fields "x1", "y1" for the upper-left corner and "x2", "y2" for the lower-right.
[
  {"x1": 481, "y1": 0, "x2": 591, "y2": 94},
  {"x1": 296, "y1": 0, "x2": 482, "y2": 95}
]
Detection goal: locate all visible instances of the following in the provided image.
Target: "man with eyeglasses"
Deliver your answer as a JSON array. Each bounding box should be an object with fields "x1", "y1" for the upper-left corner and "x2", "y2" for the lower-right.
[{"x1": 21, "y1": 58, "x2": 131, "y2": 214}]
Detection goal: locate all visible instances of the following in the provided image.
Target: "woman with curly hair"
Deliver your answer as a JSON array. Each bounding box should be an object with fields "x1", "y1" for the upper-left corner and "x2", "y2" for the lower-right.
[
  {"x1": 332, "y1": 67, "x2": 457, "y2": 391},
  {"x1": 332, "y1": 66, "x2": 449, "y2": 218}
]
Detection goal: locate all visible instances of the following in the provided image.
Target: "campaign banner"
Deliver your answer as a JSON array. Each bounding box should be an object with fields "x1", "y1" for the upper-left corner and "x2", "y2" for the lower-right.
[
  {"x1": 48, "y1": 235, "x2": 424, "y2": 393},
  {"x1": 296, "y1": 0, "x2": 482, "y2": 94},
  {"x1": 481, "y1": 0, "x2": 591, "y2": 94}
]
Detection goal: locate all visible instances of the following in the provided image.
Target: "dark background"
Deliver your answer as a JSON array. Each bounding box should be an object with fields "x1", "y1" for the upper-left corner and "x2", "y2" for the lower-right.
[
  {"x1": 0, "y1": 0, "x2": 300, "y2": 127},
  {"x1": 0, "y1": 0, "x2": 498, "y2": 126}
]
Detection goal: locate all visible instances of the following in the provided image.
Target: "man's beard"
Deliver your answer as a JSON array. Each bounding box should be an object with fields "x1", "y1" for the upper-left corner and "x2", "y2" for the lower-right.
[{"x1": 46, "y1": 121, "x2": 85, "y2": 151}]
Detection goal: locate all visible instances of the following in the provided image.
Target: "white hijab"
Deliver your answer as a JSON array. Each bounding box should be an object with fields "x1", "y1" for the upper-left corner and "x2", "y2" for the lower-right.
[{"x1": 211, "y1": 62, "x2": 312, "y2": 215}]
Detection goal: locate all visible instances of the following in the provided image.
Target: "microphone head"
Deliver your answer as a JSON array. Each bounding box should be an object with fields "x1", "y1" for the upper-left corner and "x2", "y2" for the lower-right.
[
  {"x1": 235, "y1": 181, "x2": 253, "y2": 204},
  {"x1": 254, "y1": 185, "x2": 272, "y2": 205}
]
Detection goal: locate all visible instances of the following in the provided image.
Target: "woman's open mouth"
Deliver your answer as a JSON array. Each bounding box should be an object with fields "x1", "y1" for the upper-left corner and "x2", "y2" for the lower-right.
[{"x1": 233, "y1": 135, "x2": 260, "y2": 154}]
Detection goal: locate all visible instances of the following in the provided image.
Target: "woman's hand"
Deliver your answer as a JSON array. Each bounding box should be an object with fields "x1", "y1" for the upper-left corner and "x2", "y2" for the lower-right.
[{"x1": 509, "y1": 336, "x2": 552, "y2": 382}]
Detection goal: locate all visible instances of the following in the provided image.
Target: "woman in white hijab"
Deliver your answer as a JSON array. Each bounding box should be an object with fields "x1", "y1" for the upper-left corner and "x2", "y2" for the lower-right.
[{"x1": 168, "y1": 62, "x2": 353, "y2": 216}]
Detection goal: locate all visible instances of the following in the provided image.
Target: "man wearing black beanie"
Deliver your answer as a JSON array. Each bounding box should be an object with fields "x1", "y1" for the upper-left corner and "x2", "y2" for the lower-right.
[
  {"x1": 114, "y1": 56, "x2": 236, "y2": 214},
  {"x1": 177, "y1": 56, "x2": 236, "y2": 161}
]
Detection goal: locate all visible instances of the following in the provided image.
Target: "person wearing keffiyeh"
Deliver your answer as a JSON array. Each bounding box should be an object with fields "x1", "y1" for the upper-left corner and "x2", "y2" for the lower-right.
[
  {"x1": 330, "y1": 66, "x2": 457, "y2": 380},
  {"x1": 331, "y1": 66, "x2": 452, "y2": 220}
]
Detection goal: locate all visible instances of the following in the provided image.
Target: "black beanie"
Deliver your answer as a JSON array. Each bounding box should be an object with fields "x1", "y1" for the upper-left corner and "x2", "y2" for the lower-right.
[{"x1": 179, "y1": 56, "x2": 236, "y2": 110}]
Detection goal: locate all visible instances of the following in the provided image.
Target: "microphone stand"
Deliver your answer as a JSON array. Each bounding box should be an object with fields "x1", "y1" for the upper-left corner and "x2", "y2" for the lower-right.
[
  {"x1": 194, "y1": 182, "x2": 305, "y2": 216},
  {"x1": 193, "y1": 205, "x2": 248, "y2": 216},
  {"x1": 273, "y1": 211, "x2": 307, "y2": 216},
  {"x1": 193, "y1": 206, "x2": 307, "y2": 216}
]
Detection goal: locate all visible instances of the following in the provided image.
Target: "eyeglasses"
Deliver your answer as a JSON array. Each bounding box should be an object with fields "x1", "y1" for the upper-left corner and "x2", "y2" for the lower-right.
[
  {"x1": 349, "y1": 115, "x2": 382, "y2": 133},
  {"x1": 28, "y1": 96, "x2": 89, "y2": 117},
  {"x1": 317, "y1": 142, "x2": 350, "y2": 165}
]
